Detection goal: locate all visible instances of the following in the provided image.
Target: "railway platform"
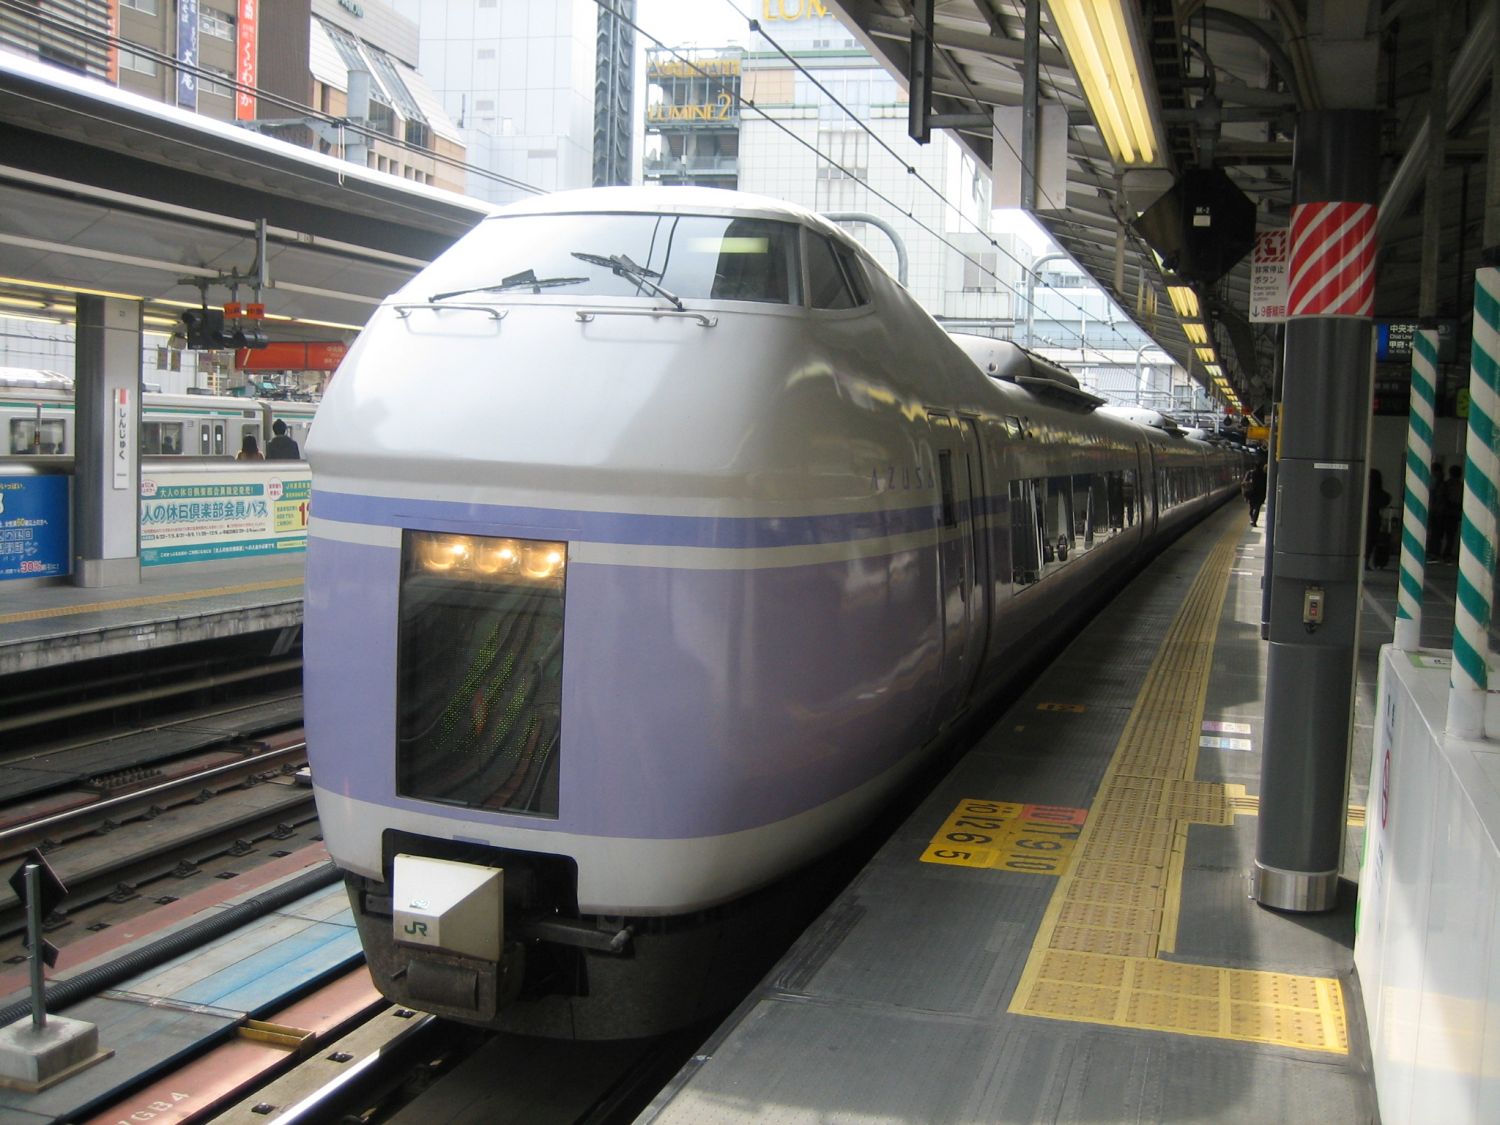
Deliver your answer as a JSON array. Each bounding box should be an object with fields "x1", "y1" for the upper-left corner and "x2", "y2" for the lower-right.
[
  {"x1": 643, "y1": 501, "x2": 1448, "y2": 1123},
  {"x1": 0, "y1": 557, "x2": 304, "y2": 676}
]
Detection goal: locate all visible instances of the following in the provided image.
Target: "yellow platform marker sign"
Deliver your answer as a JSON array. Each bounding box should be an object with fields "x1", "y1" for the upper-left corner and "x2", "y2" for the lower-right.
[{"x1": 921, "y1": 799, "x2": 1086, "y2": 875}]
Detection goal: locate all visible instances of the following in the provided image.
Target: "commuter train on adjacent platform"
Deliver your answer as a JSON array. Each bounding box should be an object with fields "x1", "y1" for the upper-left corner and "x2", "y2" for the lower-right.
[
  {"x1": 0, "y1": 373, "x2": 316, "y2": 458},
  {"x1": 303, "y1": 187, "x2": 1247, "y2": 1039}
]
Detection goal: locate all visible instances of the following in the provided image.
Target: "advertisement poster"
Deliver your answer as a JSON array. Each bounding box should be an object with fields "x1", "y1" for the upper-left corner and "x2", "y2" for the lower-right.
[
  {"x1": 235, "y1": 0, "x2": 258, "y2": 121},
  {"x1": 0, "y1": 475, "x2": 70, "y2": 581},
  {"x1": 176, "y1": 0, "x2": 199, "y2": 110},
  {"x1": 140, "y1": 470, "x2": 309, "y2": 565}
]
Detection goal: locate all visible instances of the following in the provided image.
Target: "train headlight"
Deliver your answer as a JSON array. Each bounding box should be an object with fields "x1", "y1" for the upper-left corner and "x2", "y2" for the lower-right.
[
  {"x1": 409, "y1": 531, "x2": 565, "y2": 585},
  {"x1": 416, "y1": 535, "x2": 472, "y2": 572},
  {"x1": 474, "y1": 538, "x2": 521, "y2": 575},
  {"x1": 522, "y1": 543, "x2": 565, "y2": 581}
]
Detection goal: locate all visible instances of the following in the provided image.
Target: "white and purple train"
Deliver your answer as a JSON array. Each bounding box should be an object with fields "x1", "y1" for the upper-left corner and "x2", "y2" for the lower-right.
[{"x1": 304, "y1": 187, "x2": 1246, "y2": 1039}]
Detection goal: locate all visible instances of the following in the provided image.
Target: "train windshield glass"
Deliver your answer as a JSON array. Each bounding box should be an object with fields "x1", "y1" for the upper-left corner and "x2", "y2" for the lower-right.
[
  {"x1": 396, "y1": 531, "x2": 565, "y2": 818},
  {"x1": 417, "y1": 213, "x2": 802, "y2": 306}
]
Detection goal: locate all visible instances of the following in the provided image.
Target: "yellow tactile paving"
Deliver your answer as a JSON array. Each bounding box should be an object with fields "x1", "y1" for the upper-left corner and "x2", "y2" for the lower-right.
[
  {"x1": 0, "y1": 579, "x2": 301, "y2": 625},
  {"x1": 1222, "y1": 786, "x2": 1367, "y2": 827},
  {"x1": 1008, "y1": 517, "x2": 1350, "y2": 1055}
]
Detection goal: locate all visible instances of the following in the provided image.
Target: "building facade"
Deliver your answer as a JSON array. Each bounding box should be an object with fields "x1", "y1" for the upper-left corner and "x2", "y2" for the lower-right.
[
  {"x1": 0, "y1": 0, "x2": 466, "y2": 193},
  {"x1": 392, "y1": 0, "x2": 601, "y2": 204},
  {"x1": 0, "y1": 0, "x2": 466, "y2": 385},
  {"x1": 643, "y1": 47, "x2": 741, "y2": 188}
]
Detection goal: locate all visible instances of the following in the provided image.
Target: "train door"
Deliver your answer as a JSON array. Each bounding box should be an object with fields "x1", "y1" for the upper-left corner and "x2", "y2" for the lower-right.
[
  {"x1": 197, "y1": 422, "x2": 226, "y2": 456},
  {"x1": 928, "y1": 413, "x2": 987, "y2": 716}
]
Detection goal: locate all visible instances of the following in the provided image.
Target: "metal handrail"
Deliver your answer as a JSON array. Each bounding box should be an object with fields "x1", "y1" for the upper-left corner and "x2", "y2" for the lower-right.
[
  {"x1": 391, "y1": 303, "x2": 507, "y2": 320},
  {"x1": 574, "y1": 307, "x2": 718, "y2": 328}
]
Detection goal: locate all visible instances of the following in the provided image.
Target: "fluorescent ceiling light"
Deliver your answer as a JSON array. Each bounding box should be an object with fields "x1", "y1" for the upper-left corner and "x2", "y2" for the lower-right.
[
  {"x1": 1183, "y1": 323, "x2": 1208, "y2": 344},
  {"x1": 0, "y1": 276, "x2": 141, "y2": 302},
  {"x1": 0, "y1": 311, "x2": 66, "y2": 326},
  {"x1": 1167, "y1": 285, "x2": 1199, "y2": 319},
  {"x1": 1195, "y1": 347, "x2": 1217, "y2": 363},
  {"x1": 1047, "y1": 0, "x2": 1163, "y2": 165},
  {"x1": 1205, "y1": 363, "x2": 1223, "y2": 377}
]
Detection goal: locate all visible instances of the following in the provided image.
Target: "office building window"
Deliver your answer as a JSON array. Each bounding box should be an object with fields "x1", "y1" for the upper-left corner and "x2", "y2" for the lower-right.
[
  {"x1": 119, "y1": 47, "x2": 159, "y2": 76},
  {"x1": 200, "y1": 8, "x2": 233, "y2": 40}
]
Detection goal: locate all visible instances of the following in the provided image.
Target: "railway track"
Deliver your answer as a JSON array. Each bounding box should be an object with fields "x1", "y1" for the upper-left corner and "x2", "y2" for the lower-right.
[
  {"x1": 0, "y1": 688, "x2": 700, "y2": 1121},
  {"x1": 0, "y1": 699, "x2": 315, "y2": 957}
]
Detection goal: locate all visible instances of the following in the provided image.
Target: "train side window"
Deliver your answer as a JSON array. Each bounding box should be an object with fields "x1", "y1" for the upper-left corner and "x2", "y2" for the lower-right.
[
  {"x1": 1009, "y1": 479, "x2": 1041, "y2": 588},
  {"x1": 10, "y1": 418, "x2": 66, "y2": 454},
  {"x1": 1090, "y1": 474, "x2": 1110, "y2": 541},
  {"x1": 200, "y1": 426, "x2": 212, "y2": 455},
  {"x1": 1043, "y1": 476, "x2": 1074, "y2": 564},
  {"x1": 1003, "y1": 416, "x2": 1023, "y2": 439},
  {"x1": 213, "y1": 423, "x2": 225, "y2": 456},
  {"x1": 938, "y1": 450, "x2": 957, "y2": 527},
  {"x1": 1072, "y1": 474, "x2": 1093, "y2": 548},
  {"x1": 141, "y1": 421, "x2": 184, "y2": 455},
  {"x1": 831, "y1": 243, "x2": 869, "y2": 305},
  {"x1": 807, "y1": 234, "x2": 857, "y2": 310}
]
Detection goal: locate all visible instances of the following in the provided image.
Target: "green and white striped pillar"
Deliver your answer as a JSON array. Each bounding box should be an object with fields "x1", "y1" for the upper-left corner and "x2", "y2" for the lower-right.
[
  {"x1": 1450, "y1": 265, "x2": 1500, "y2": 739},
  {"x1": 1394, "y1": 329, "x2": 1439, "y2": 650}
]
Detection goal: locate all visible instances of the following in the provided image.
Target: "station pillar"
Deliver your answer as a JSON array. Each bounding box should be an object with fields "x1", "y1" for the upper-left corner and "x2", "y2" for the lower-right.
[
  {"x1": 73, "y1": 295, "x2": 141, "y2": 588},
  {"x1": 1252, "y1": 109, "x2": 1381, "y2": 912}
]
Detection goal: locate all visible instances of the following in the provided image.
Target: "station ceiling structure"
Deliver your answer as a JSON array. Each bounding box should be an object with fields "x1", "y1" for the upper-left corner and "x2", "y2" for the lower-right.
[
  {"x1": 829, "y1": 0, "x2": 1497, "y2": 413},
  {"x1": 0, "y1": 52, "x2": 490, "y2": 348}
]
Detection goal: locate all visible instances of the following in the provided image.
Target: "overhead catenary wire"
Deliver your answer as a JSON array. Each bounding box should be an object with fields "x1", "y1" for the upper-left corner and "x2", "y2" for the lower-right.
[
  {"x1": 630, "y1": 0, "x2": 1146, "y2": 372},
  {"x1": 739, "y1": 5, "x2": 1151, "y2": 356}
]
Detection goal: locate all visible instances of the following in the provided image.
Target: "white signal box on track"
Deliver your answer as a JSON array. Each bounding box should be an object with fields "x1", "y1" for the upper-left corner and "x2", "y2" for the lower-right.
[{"x1": 392, "y1": 854, "x2": 503, "y2": 961}]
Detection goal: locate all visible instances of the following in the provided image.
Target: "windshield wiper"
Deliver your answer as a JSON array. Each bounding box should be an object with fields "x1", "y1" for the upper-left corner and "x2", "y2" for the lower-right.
[
  {"x1": 430, "y1": 269, "x2": 587, "y2": 302},
  {"x1": 570, "y1": 251, "x2": 684, "y2": 311}
]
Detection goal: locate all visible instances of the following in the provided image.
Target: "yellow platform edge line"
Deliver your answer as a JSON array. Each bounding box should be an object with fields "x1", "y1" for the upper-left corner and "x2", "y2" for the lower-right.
[
  {"x1": 1008, "y1": 512, "x2": 1348, "y2": 1055},
  {"x1": 0, "y1": 578, "x2": 302, "y2": 625}
]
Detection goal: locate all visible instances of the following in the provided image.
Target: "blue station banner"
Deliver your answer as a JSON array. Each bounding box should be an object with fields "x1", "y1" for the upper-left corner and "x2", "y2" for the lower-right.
[{"x1": 0, "y1": 475, "x2": 71, "y2": 581}]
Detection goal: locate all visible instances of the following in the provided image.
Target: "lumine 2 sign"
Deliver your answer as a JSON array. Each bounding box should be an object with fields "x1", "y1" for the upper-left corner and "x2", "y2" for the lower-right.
[{"x1": 762, "y1": 1, "x2": 830, "y2": 19}]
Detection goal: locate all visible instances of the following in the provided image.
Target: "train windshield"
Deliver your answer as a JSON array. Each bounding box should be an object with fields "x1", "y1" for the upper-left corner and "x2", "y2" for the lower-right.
[{"x1": 415, "y1": 213, "x2": 802, "y2": 306}]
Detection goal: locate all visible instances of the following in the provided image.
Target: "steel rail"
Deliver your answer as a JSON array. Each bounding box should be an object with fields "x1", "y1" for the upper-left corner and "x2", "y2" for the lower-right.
[{"x1": 0, "y1": 740, "x2": 307, "y2": 856}]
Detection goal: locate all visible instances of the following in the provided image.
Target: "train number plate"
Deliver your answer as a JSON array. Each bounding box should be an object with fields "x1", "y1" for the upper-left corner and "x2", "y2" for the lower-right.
[{"x1": 920, "y1": 799, "x2": 1086, "y2": 875}]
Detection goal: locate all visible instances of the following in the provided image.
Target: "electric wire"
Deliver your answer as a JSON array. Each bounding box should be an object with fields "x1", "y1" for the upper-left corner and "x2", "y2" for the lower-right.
[
  {"x1": 700, "y1": 1, "x2": 1150, "y2": 369},
  {"x1": 633, "y1": 2, "x2": 1145, "y2": 371}
]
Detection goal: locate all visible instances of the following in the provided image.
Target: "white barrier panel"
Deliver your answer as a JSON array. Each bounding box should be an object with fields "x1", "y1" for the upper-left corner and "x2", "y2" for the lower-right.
[{"x1": 1356, "y1": 646, "x2": 1500, "y2": 1123}]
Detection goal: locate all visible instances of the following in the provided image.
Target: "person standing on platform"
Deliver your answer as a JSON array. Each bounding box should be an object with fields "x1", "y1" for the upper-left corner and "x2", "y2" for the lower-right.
[
  {"x1": 266, "y1": 419, "x2": 301, "y2": 460},
  {"x1": 1242, "y1": 457, "x2": 1268, "y2": 527},
  {"x1": 237, "y1": 434, "x2": 264, "y2": 461},
  {"x1": 1366, "y1": 469, "x2": 1391, "y2": 569},
  {"x1": 1437, "y1": 463, "x2": 1464, "y2": 561}
]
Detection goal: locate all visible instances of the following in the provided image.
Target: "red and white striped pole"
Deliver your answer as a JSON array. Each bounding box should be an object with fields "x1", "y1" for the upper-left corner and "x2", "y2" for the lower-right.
[
  {"x1": 1288, "y1": 202, "x2": 1377, "y2": 318},
  {"x1": 1254, "y1": 110, "x2": 1382, "y2": 914}
]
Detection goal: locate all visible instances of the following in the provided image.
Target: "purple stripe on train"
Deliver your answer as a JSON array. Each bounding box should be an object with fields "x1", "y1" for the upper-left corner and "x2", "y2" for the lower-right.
[
  {"x1": 310, "y1": 489, "x2": 965, "y2": 549},
  {"x1": 304, "y1": 531, "x2": 943, "y2": 839}
]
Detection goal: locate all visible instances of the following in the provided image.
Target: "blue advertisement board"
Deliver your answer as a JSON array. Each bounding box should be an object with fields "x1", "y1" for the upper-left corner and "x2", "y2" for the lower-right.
[{"x1": 0, "y1": 475, "x2": 70, "y2": 581}]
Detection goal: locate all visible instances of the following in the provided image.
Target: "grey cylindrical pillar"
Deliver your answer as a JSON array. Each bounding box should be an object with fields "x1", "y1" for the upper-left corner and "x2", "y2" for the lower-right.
[
  {"x1": 74, "y1": 295, "x2": 143, "y2": 588},
  {"x1": 1253, "y1": 110, "x2": 1380, "y2": 912}
]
